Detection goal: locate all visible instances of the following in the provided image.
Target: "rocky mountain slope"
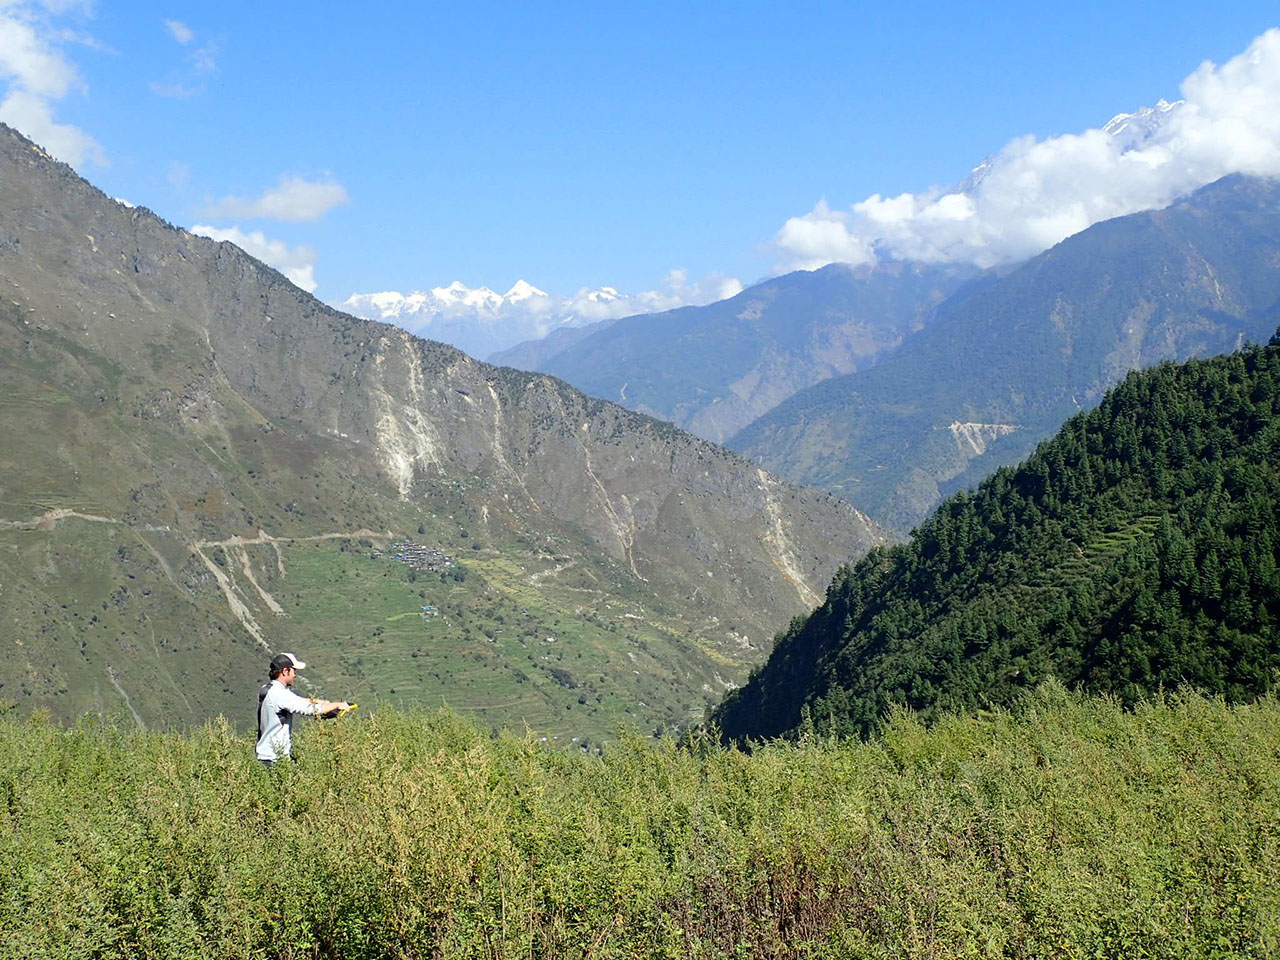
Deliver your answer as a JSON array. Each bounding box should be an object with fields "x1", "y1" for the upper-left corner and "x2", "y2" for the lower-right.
[
  {"x1": 733, "y1": 174, "x2": 1280, "y2": 532},
  {"x1": 0, "y1": 125, "x2": 884, "y2": 735},
  {"x1": 501, "y1": 262, "x2": 979, "y2": 444}
]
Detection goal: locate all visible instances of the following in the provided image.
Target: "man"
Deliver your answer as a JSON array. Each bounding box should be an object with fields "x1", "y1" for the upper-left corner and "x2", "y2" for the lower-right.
[{"x1": 256, "y1": 652, "x2": 351, "y2": 765}]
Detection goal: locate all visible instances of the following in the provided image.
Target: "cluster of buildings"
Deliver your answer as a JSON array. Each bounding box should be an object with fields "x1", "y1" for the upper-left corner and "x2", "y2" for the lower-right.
[{"x1": 371, "y1": 539, "x2": 454, "y2": 572}]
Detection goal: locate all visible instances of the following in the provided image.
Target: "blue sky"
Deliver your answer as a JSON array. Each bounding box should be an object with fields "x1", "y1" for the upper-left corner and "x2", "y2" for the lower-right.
[{"x1": 3, "y1": 1, "x2": 1279, "y2": 307}]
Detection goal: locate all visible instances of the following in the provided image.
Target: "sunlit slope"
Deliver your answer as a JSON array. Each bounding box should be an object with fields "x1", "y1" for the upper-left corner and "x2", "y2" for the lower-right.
[
  {"x1": 714, "y1": 338, "x2": 1280, "y2": 741},
  {"x1": 0, "y1": 126, "x2": 884, "y2": 736}
]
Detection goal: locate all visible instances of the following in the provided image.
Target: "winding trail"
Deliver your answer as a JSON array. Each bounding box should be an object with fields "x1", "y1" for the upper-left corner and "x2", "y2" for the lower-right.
[
  {"x1": 105, "y1": 666, "x2": 145, "y2": 728},
  {"x1": 3, "y1": 508, "x2": 391, "y2": 647}
]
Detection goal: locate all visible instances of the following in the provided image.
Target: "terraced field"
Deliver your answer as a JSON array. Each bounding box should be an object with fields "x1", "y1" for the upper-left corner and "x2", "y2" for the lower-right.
[
  {"x1": 235, "y1": 539, "x2": 735, "y2": 745},
  {"x1": 0, "y1": 505, "x2": 745, "y2": 744}
]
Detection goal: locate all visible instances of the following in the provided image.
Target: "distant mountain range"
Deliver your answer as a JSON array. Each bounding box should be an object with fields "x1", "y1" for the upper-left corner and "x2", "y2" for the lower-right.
[
  {"x1": 495, "y1": 261, "x2": 981, "y2": 444},
  {"x1": 488, "y1": 312, "x2": 623, "y2": 372},
  {"x1": 493, "y1": 98, "x2": 1272, "y2": 535},
  {"x1": 341, "y1": 278, "x2": 742, "y2": 361},
  {"x1": 496, "y1": 174, "x2": 1280, "y2": 536},
  {"x1": 734, "y1": 174, "x2": 1280, "y2": 532},
  {"x1": 0, "y1": 124, "x2": 883, "y2": 736},
  {"x1": 714, "y1": 336, "x2": 1280, "y2": 742},
  {"x1": 357, "y1": 99, "x2": 1188, "y2": 371},
  {"x1": 341, "y1": 281, "x2": 616, "y2": 360}
]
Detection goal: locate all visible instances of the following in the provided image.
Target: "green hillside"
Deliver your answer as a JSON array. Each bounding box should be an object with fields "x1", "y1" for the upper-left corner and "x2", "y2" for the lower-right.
[
  {"x1": 0, "y1": 124, "x2": 883, "y2": 741},
  {"x1": 0, "y1": 285, "x2": 739, "y2": 743},
  {"x1": 714, "y1": 336, "x2": 1280, "y2": 742}
]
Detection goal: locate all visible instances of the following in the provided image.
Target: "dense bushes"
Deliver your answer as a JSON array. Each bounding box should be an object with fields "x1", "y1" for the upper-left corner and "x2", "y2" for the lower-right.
[{"x1": 2, "y1": 687, "x2": 1278, "y2": 958}]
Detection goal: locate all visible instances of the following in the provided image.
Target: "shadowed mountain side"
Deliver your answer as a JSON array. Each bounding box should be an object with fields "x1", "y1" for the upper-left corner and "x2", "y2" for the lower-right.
[
  {"x1": 0, "y1": 125, "x2": 885, "y2": 731},
  {"x1": 732, "y1": 174, "x2": 1280, "y2": 533},
  {"x1": 502, "y1": 262, "x2": 979, "y2": 444}
]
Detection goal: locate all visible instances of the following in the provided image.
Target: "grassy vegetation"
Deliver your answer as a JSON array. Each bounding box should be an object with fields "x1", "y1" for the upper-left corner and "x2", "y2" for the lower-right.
[
  {"x1": 2, "y1": 683, "x2": 1277, "y2": 959},
  {"x1": 0, "y1": 500, "x2": 739, "y2": 742},
  {"x1": 262, "y1": 540, "x2": 733, "y2": 744}
]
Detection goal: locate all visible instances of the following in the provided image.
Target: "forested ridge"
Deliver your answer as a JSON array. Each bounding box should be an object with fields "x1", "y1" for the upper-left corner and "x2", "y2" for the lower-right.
[{"x1": 714, "y1": 334, "x2": 1280, "y2": 742}]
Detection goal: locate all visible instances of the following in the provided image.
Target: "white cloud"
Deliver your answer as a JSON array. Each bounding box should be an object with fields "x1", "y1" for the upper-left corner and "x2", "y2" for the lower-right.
[
  {"x1": 150, "y1": 23, "x2": 215, "y2": 98},
  {"x1": 162, "y1": 19, "x2": 192, "y2": 44},
  {"x1": 0, "y1": 11, "x2": 76, "y2": 95},
  {"x1": 0, "y1": 86, "x2": 100, "y2": 163},
  {"x1": 776, "y1": 28, "x2": 1280, "y2": 272},
  {"x1": 0, "y1": 1, "x2": 102, "y2": 165},
  {"x1": 626, "y1": 268, "x2": 744, "y2": 315},
  {"x1": 26, "y1": 2, "x2": 95, "y2": 16},
  {"x1": 203, "y1": 175, "x2": 351, "y2": 222},
  {"x1": 717, "y1": 276, "x2": 745, "y2": 300},
  {"x1": 190, "y1": 224, "x2": 318, "y2": 293},
  {"x1": 163, "y1": 19, "x2": 193, "y2": 45},
  {"x1": 191, "y1": 40, "x2": 216, "y2": 75}
]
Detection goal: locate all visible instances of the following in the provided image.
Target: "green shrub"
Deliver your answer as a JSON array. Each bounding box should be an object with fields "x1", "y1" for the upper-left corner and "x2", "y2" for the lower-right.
[{"x1": 1, "y1": 687, "x2": 1277, "y2": 958}]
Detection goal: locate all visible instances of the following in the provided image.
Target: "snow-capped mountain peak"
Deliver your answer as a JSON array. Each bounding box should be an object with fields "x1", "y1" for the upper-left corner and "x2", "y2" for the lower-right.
[
  {"x1": 1102, "y1": 98, "x2": 1182, "y2": 150},
  {"x1": 431, "y1": 281, "x2": 503, "y2": 310},
  {"x1": 504, "y1": 280, "x2": 549, "y2": 302},
  {"x1": 340, "y1": 276, "x2": 740, "y2": 361},
  {"x1": 956, "y1": 98, "x2": 1184, "y2": 197}
]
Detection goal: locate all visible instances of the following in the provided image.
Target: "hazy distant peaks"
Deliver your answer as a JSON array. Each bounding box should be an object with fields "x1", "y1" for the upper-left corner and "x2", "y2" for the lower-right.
[
  {"x1": 953, "y1": 98, "x2": 1183, "y2": 198},
  {"x1": 345, "y1": 280, "x2": 559, "y2": 320},
  {"x1": 504, "y1": 279, "x2": 548, "y2": 302},
  {"x1": 342, "y1": 272, "x2": 743, "y2": 359},
  {"x1": 340, "y1": 281, "x2": 632, "y2": 359}
]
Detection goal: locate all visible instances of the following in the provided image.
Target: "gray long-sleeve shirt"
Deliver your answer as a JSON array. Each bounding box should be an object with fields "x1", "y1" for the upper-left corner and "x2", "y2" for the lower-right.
[{"x1": 256, "y1": 680, "x2": 323, "y2": 761}]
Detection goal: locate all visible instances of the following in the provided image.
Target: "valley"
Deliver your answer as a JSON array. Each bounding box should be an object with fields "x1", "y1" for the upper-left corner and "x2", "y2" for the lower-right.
[
  {"x1": 0, "y1": 124, "x2": 883, "y2": 738},
  {"x1": 3, "y1": 11, "x2": 1280, "y2": 958}
]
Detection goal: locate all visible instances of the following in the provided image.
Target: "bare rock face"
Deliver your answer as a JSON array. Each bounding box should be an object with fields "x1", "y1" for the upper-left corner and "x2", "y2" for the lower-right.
[{"x1": 0, "y1": 124, "x2": 885, "y2": 731}]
